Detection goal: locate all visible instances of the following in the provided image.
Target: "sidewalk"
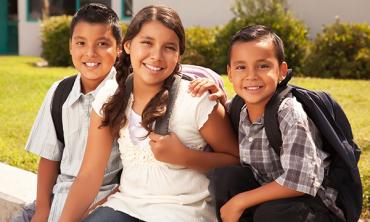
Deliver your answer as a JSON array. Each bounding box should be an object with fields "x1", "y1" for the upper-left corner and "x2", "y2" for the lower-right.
[{"x1": 0, "y1": 162, "x2": 36, "y2": 221}]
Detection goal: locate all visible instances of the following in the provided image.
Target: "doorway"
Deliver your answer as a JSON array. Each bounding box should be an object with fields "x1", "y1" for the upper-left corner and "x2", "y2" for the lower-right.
[{"x1": 0, "y1": 0, "x2": 18, "y2": 54}]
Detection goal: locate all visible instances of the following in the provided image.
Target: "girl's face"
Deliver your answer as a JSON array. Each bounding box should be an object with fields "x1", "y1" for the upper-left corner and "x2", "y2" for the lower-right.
[{"x1": 124, "y1": 20, "x2": 181, "y2": 91}]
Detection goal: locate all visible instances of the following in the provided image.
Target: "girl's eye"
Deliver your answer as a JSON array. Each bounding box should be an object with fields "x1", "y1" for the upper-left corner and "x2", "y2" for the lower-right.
[
  {"x1": 76, "y1": 42, "x2": 84, "y2": 46},
  {"x1": 141, "y1": 41, "x2": 152, "y2": 46},
  {"x1": 165, "y1": 45, "x2": 177, "y2": 51}
]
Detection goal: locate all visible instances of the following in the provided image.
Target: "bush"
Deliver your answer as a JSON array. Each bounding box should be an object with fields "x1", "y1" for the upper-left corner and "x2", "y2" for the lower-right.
[
  {"x1": 304, "y1": 20, "x2": 370, "y2": 79},
  {"x1": 41, "y1": 16, "x2": 72, "y2": 66},
  {"x1": 213, "y1": 0, "x2": 310, "y2": 74},
  {"x1": 182, "y1": 26, "x2": 218, "y2": 70}
]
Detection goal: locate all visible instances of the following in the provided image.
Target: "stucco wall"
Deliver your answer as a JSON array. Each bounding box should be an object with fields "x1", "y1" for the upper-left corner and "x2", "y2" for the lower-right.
[{"x1": 17, "y1": 0, "x2": 370, "y2": 56}]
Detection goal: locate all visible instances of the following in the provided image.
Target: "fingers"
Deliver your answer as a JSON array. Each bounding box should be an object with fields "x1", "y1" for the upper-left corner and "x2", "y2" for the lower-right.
[{"x1": 189, "y1": 78, "x2": 216, "y2": 96}]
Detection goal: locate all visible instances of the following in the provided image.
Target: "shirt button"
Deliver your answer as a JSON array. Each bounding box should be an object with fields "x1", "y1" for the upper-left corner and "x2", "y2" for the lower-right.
[{"x1": 248, "y1": 137, "x2": 253, "y2": 142}]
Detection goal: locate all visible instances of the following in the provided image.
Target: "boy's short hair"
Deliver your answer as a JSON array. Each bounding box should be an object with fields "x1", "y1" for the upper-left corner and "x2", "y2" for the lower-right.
[
  {"x1": 70, "y1": 3, "x2": 122, "y2": 45},
  {"x1": 228, "y1": 25, "x2": 285, "y2": 65}
]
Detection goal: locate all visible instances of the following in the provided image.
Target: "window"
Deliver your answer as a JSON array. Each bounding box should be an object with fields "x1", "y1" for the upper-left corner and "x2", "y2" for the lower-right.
[
  {"x1": 79, "y1": 0, "x2": 111, "y2": 8},
  {"x1": 27, "y1": 0, "x2": 75, "y2": 21},
  {"x1": 27, "y1": 0, "x2": 112, "y2": 21},
  {"x1": 122, "y1": 0, "x2": 132, "y2": 18}
]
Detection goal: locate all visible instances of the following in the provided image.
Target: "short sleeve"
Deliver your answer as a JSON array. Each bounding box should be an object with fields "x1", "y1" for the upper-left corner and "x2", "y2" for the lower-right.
[
  {"x1": 275, "y1": 96, "x2": 326, "y2": 196},
  {"x1": 194, "y1": 90, "x2": 218, "y2": 130},
  {"x1": 92, "y1": 79, "x2": 118, "y2": 117},
  {"x1": 25, "y1": 81, "x2": 63, "y2": 161}
]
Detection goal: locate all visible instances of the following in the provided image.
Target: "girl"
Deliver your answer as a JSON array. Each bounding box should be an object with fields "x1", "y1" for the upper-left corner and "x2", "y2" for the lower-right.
[{"x1": 59, "y1": 5, "x2": 239, "y2": 222}]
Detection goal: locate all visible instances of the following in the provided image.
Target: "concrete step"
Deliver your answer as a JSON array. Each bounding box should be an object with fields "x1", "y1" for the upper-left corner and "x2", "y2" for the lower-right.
[{"x1": 0, "y1": 162, "x2": 36, "y2": 222}]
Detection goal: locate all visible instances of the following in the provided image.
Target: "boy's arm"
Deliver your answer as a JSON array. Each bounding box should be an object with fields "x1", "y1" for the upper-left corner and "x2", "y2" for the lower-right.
[
  {"x1": 220, "y1": 181, "x2": 304, "y2": 222},
  {"x1": 149, "y1": 103, "x2": 239, "y2": 172},
  {"x1": 32, "y1": 158, "x2": 59, "y2": 222}
]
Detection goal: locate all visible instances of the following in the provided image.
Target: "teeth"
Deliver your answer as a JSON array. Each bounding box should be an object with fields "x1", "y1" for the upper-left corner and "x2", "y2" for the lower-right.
[
  {"x1": 85, "y1": 62, "x2": 98, "y2": 67},
  {"x1": 145, "y1": 64, "x2": 161, "y2": 71},
  {"x1": 246, "y1": 86, "x2": 261, "y2": 90}
]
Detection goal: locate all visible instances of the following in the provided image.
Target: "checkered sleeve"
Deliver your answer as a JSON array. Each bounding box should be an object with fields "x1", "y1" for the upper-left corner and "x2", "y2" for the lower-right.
[{"x1": 274, "y1": 96, "x2": 325, "y2": 196}]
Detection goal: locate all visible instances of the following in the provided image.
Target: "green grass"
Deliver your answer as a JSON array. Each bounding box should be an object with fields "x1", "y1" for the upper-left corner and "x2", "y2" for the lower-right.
[{"x1": 0, "y1": 56, "x2": 369, "y2": 218}]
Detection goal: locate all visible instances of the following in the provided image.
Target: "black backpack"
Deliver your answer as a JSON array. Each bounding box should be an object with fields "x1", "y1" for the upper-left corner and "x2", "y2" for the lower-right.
[{"x1": 229, "y1": 70, "x2": 362, "y2": 222}]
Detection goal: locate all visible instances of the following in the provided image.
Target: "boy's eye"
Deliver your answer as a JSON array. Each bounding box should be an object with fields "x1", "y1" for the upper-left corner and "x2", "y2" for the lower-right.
[
  {"x1": 235, "y1": 65, "x2": 246, "y2": 71},
  {"x1": 165, "y1": 45, "x2": 177, "y2": 51},
  {"x1": 97, "y1": 42, "x2": 109, "y2": 47},
  {"x1": 258, "y1": 63, "x2": 270, "y2": 69}
]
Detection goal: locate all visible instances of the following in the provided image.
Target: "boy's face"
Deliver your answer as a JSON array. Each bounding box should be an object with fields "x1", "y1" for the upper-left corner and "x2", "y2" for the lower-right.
[
  {"x1": 70, "y1": 21, "x2": 121, "y2": 90},
  {"x1": 227, "y1": 39, "x2": 287, "y2": 110}
]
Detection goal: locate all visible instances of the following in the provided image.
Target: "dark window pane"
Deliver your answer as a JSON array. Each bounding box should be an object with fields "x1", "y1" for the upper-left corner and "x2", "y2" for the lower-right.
[
  {"x1": 28, "y1": 0, "x2": 76, "y2": 20},
  {"x1": 123, "y1": 0, "x2": 132, "y2": 17},
  {"x1": 80, "y1": 0, "x2": 111, "y2": 8}
]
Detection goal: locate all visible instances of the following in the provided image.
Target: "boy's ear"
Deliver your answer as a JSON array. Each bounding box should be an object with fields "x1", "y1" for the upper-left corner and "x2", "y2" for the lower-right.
[
  {"x1": 279, "y1": 62, "x2": 288, "y2": 82},
  {"x1": 123, "y1": 41, "x2": 131, "y2": 54}
]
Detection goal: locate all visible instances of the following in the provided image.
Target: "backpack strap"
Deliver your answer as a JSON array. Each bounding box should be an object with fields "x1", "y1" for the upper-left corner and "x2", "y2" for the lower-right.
[
  {"x1": 263, "y1": 69, "x2": 293, "y2": 155},
  {"x1": 123, "y1": 73, "x2": 183, "y2": 135},
  {"x1": 51, "y1": 75, "x2": 77, "y2": 147},
  {"x1": 154, "y1": 74, "x2": 182, "y2": 135},
  {"x1": 229, "y1": 95, "x2": 245, "y2": 137}
]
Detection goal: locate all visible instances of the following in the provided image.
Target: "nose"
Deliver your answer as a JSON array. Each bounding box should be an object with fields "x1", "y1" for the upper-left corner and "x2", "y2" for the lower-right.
[
  {"x1": 244, "y1": 68, "x2": 258, "y2": 80},
  {"x1": 85, "y1": 44, "x2": 97, "y2": 57},
  {"x1": 150, "y1": 46, "x2": 163, "y2": 61}
]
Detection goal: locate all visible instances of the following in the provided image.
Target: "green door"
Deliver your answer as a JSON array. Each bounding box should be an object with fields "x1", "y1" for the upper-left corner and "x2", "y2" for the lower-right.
[{"x1": 0, "y1": 0, "x2": 18, "y2": 54}]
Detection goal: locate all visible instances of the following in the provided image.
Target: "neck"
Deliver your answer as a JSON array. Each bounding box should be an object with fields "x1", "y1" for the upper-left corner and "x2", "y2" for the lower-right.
[
  {"x1": 80, "y1": 79, "x2": 101, "y2": 94},
  {"x1": 131, "y1": 79, "x2": 163, "y2": 115},
  {"x1": 245, "y1": 103, "x2": 265, "y2": 123}
]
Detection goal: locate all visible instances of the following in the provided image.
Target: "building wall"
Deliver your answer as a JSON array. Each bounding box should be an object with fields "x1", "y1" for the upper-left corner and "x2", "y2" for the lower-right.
[
  {"x1": 288, "y1": 0, "x2": 370, "y2": 38},
  {"x1": 17, "y1": 0, "x2": 370, "y2": 56},
  {"x1": 132, "y1": 0, "x2": 235, "y2": 28}
]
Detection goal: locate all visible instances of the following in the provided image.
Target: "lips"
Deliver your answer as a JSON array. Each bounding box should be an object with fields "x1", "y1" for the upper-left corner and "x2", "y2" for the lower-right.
[
  {"x1": 144, "y1": 63, "x2": 164, "y2": 72},
  {"x1": 244, "y1": 85, "x2": 263, "y2": 91},
  {"x1": 83, "y1": 62, "x2": 100, "y2": 68}
]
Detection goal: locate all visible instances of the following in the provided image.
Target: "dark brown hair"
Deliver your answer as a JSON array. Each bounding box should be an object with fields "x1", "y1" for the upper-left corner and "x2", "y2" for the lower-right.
[
  {"x1": 227, "y1": 25, "x2": 285, "y2": 65},
  {"x1": 101, "y1": 5, "x2": 185, "y2": 139}
]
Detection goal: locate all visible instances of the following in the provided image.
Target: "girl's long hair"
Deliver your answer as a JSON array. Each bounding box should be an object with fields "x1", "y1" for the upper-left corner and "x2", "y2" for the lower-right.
[{"x1": 101, "y1": 5, "x2": 185, "y2": 139}]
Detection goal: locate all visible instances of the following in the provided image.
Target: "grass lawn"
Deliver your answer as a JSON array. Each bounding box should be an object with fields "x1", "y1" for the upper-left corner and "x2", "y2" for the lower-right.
[{"x1": 0, "y1": 56, "x2": 369, "y2": 218}]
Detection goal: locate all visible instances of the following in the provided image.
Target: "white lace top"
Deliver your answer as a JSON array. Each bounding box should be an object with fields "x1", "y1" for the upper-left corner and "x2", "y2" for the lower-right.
[{"x1": 92, "y1": 78, "x2": 218, "y2": 222}]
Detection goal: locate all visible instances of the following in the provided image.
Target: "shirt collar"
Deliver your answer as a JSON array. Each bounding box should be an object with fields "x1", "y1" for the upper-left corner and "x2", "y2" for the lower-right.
[
  {"x1": 67, "y1": 67, "x2": 117, "y2": 106},
  {"x1": 240, "y1": 105, "x2": 264, "y2": 125}
]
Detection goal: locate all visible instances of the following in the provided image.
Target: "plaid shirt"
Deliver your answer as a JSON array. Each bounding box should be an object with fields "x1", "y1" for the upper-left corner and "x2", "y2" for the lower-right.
[{"x1": 238, "y1": 94, "x2": 345, "y2": 221}]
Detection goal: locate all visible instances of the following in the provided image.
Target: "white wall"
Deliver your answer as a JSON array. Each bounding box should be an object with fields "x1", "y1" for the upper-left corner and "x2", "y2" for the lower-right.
[
  {"x1": 132, "y1": 0, "x2": 235, "y2": 27},
  {"x1": 18, "y1": 0, "x2": 42, "y2": 56},
  {"x1": 288, "y1": 0, "x2": 370, "y2": 38},
  {"x1": 17, "y1": 0, "x2": 370, "y2": 56}
]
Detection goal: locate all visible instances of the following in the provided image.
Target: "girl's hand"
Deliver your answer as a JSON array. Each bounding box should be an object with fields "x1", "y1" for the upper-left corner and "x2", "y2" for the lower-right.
[
  {"x1": 149, "y1": 132, "x2": 189, "y2": 166},
  {"x1": 220, "y1": 194, "x2": 245, "y2": 222},
  {"x1": 31, "y1": 208, "x2": 49, "y2": 222},
  {"x1": 188, "y1": 78, "x2": 227, "y2": 106}
]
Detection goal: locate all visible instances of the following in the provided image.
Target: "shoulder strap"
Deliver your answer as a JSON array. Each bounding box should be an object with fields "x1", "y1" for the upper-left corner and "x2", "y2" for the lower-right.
[
  {"x1": 154, "y1": 74, "x2": 182, "y2": 135},
  {"x1": 264, "y1": 69, "x2": 293, "y2": 155},
  {"x1": 123, "y1": 74, "x2": 183, "y2": 135},
  {"x1": 51, "y1": 75, "x2": 77, "y2": 147},
  {"x1": 229, "y1": 95, "x2": 245, "y2": 137}
]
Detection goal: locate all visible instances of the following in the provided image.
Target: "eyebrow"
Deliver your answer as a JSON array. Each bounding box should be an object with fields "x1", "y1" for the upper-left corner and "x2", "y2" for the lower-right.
[{"x1": 139, "y1": 36, "x2": 178, "y2": 46}]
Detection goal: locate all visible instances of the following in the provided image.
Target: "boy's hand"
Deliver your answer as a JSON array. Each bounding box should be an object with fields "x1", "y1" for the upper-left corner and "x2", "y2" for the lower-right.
[
  {"x1": 220, "y1": 194, "x2": 245, "y2": 222},
  {"x1": 188, "y1": 78, "x2": 227, "y2": 106},
  {"x1": 149, "y1": 132, "x2": 189, "y2": 166}
]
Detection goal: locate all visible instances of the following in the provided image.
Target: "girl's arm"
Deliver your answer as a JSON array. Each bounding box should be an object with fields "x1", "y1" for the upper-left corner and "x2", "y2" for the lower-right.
[
  {"x1": 220, "y1": 181, "x2": 304, "y2": 222},
  {"x1": 59, "y1": 111, "x2": 113, "y2": 222},
  {"x1": 150, "y1": 103, "x2": 239, "y2": 172},
  {"x1": 31, "y1": 158, "x2": 59, "y2": 222}
]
